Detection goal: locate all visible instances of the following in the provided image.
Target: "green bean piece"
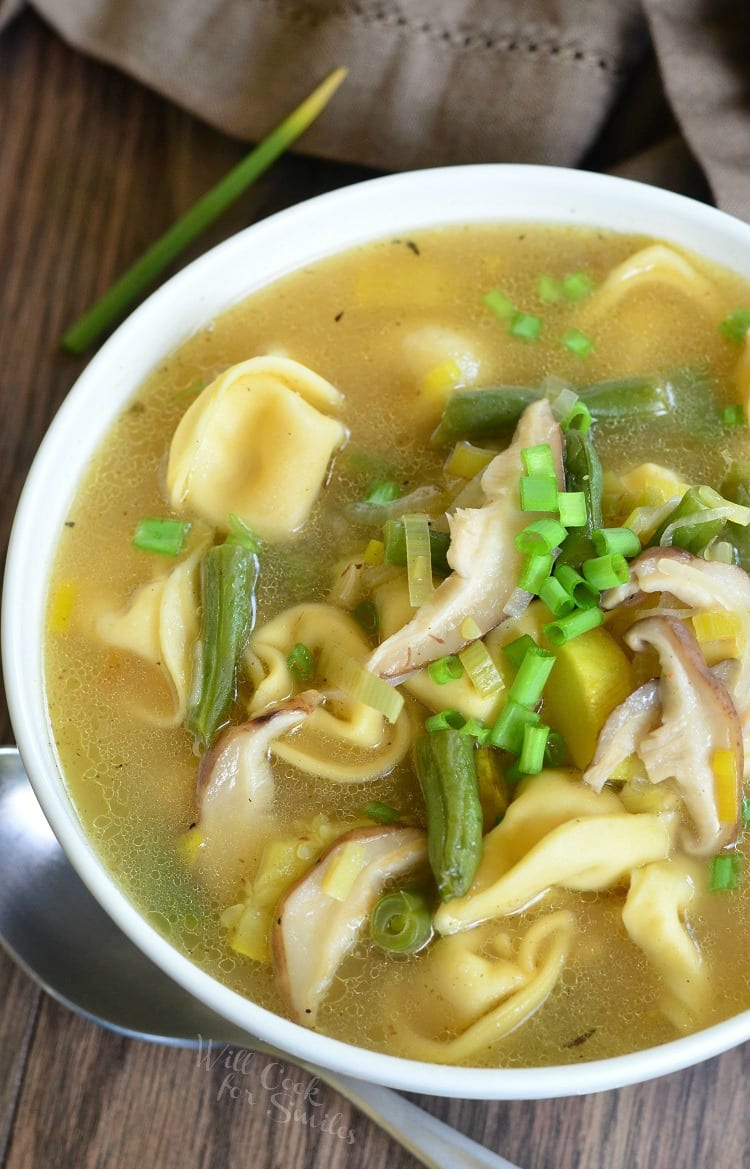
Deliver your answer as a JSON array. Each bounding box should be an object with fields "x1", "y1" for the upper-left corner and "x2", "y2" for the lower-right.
[
  {"x1": 556, "y1": 428, "x2": 604, "y2": 567},
  {"x1": 579, "y1": 376, "x2": 674, "y2": 421},
  {"x1": 186, "y1": 543, "x2": 258, "y2": 746},
  {"x1": 721, "y1": 462, "x2": 750, "y2": 571},
  {"x1": 415, "y1": 730, "x2": 483, "y2": 902},
  {"x1": 648, "y1": 486, "x2": 727, "y2": 555},
  {"x1": 383, "y1": 519, "x2": 451, "y2": 576},
  {"x1": 431, "y1": 387, "x2": 541, "y2": 445}
]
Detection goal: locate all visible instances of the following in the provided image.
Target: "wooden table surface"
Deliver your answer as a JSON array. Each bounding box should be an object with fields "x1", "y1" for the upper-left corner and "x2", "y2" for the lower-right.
[{"x1": 1, "y1": 12, "x2": 749, "y2": 1169}]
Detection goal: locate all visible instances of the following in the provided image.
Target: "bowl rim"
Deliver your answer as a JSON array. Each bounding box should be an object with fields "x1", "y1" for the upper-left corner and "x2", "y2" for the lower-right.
[{"x1": 6, "y1": 162, "x2": 750, "y2": 1099}]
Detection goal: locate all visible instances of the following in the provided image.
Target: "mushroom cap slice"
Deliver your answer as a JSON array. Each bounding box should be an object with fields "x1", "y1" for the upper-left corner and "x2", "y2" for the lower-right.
[
  {"x1": 583, "y1": 679, "x2": 660, "y2": 793},
  {"x1": 273, "y1": 824, "x2": 427, "y2": 1025}
]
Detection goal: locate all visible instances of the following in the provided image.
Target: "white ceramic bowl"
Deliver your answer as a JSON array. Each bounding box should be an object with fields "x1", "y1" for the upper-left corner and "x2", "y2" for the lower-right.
[{"x1": 5, "y1": 165, "x2": 750, "y2": 1099}]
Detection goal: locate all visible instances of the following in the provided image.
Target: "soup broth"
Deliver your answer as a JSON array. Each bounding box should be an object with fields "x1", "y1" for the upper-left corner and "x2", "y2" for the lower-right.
[{"x1": 45, "y1": 224, "x2": 750, "y2": 1066}]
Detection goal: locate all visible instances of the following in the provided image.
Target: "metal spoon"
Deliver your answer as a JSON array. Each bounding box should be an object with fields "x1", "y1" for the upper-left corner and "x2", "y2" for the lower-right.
[{"x1": 0, "y1": 746, "x2": 520, "y2": 1169}]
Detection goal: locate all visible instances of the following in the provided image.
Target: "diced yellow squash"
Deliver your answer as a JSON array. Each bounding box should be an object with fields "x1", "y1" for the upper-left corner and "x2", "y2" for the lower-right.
[
  {"x1": 619, "y1": 462, "x2": 689, "y2": 508},
  {"x1": 692, "y1": 610, "x2": 743, "y2": 665},
  {"x1": 321, "y1": 841, "x2": 366, "y2": 901},
  {"x1": 419, "y1": 358, "x2": 463, "y2": 402},
  {"x1": 541, "y1": 627, "x2": 633, "y2": 769},
  {"x1": 221, "y1": 902, "x2": 269, "y2": 962},
  {"x1": 445, "y1": 441, "x2": 497, "y2": 480},
  {"x1": 713, "y1": 749, "x2": 739, "y2": 824},
  {"x1": 363, "y1": 539, "x2": 384, "y2": 566}
]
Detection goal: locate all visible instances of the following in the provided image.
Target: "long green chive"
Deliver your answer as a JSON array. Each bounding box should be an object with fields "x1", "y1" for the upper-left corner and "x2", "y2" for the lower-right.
[
  {"x1": 544, "y1": 606, "x2": 604, "y2": 647},
  {"x1": 62, "y1": 69, "x2": 348, "y2": 353},
  {"x1": 562, "y1": 270, "x2": 595, "y2": 301},
  {"x1": 425, "y1": 709, "x2": 466, "y2": 733},
  {"x1": 544, "y1": 730, "x2": 568, "y2": 767},
  {"x1": 719, "y1": 308, "x2": 750, "y2": 344},
  {"x1": 557, "y1": 491, "x2": 587, "y2": 528},
  {"x1": 484, "y1": 288, "x2": 515, "y2": 319},
  {"x1": 354, "y1": 601, "x2": 379, "y2": 638},
  {"x1": 364, "y1": 480, "x2": 401, "y2": 505},
  {"x1": 522, "y1": 443, "x2": 556, "y2": 478},
  {"x1": 560, "y1": 327, "x2": 595, "y2": 358},
  {"x1": 518, "y1": 723, "x2": 550, "y2": 775},
  {"x1": 508, "y1": 646, "x2": 556, "y2": 707},
  {"x1": 363, "y1": 801, "x2": 404, "y2": 825},
  {"x1": 537, "y1": 274, "x2": 562, "y2": 303},
  {"x1": 592, "y1": 526, "x2": 641, "y2": 558},
  {"x1": 710, "y1": 853, "x2": 742, "y2": 892},
  {"x1": 458, "y1": 640, "x2": 505, "y2": 697},
  {"x1": 287, "y1": 642, "x2": 314, "y2": 683},
  {"x1": 582, "y1": 553, "x2": 629, "y2": 591},
  {"x1": 520, "y1": 476, "x2": 559, "y2": 512},
  {"x1": 554, "y1": 564, "x2": 600, "y2": 609},
  {"x1": 721, "y1": 405, "x2": 746, "y2": 427},
  {"x1": 226, "y1": 513, "x2": 261, "y2": 553},
  {"x1": 518, "y1": 551, "x2": 554, "y2": 593},
  {"x1": 371, "y1": 889, "x2": 433, "y2": 953},
  {"x1": 132, "y1": 517, "x2": 190, "y2": 557},
  {"x1": 509, "y1": 311, "x2": 542, "y2": 341},
  {"x1": 515, "y1": 518, "x2": 567, "y2": 556},
  {"x1": 539, "y1": 575, "x2": 575, "y2": 618},
  {"x1": 502, "y1": 633, "x2": 536, "y2": 669},
  {"x1": 489, "y1": 700, "x2": 540, "y2": 753},
  {"x1": 427, "y1": 655, "x2": 464, "y2": 686}
]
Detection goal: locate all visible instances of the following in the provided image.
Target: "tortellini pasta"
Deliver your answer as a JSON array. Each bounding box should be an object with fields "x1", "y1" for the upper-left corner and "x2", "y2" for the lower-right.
[
  {"x1": 581, "y1": 245, "x2": 724, "y2": 326},
  {"x1": 167, "y1": 356, "x2": 346, "y2": 542}
]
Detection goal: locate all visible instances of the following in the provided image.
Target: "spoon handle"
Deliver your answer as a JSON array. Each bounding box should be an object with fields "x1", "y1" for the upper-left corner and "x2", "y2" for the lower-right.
[{"x1": 308, "y1": 1069, "x2": 520, "y2": 1169}]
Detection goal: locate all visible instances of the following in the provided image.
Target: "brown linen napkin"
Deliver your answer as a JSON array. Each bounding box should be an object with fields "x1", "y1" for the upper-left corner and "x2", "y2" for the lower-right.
[{"x1": 1, "y1": 0, "x2": 748, "y2": 220}]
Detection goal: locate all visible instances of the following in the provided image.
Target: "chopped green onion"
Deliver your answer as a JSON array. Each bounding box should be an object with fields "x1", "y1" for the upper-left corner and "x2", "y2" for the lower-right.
[
  {"x1": 364, "y1": 480, "x2": 401, "y2": 506},
  {"x1": 561, "y1": 399, "x2": 593, "y2": 434},
  {"x1": 720, "y1": 405, "x2": 746, "y2": 427},
  {"x1": 508, "y1": 645, "x2": 556, "y2": 707},
  {"x1": 62, "y1": 68, "x2": 348, "y2": 354},
  {"x1": 521, "y1": 442, "x2": 556, "y2": 478},
  {"x1": 459, "y1": 717, "x2": 492, "y2": 745},
  {"x1": 515, "y1": 518, "x2": 567, "y2": 556},
  {"x1": 518, "y1": 551, "x2": 554, "y2": 593},
  {"x1": 554, "y1": 564, "x2": 600, "y2": 609},
  {"x1": 383, "y1": 519, "x2": 451, "y2": 576},
  {"x1": 557, "y1": 491, "x2": 587, "y2": 528},
  {"x1": 483, "y1": 288, "x2": 515, "y2": 319},
  {"x1": 132, "y1": 517, "x2": 190, "y2": 557},
  {"x1": 319, "y1": 645, "x2": 404, "y2": 724},
  {"x1": 428, "y1": 655, "x2": 464, "y2": 686},
  {"x1": 371, "y1": 889, "x2": 433, "y2": 953},
  {"x1": 520, "y1": 476, "x2": 559, "y2": 512},
  {"x1": 560, "y1": 327, "x2": 595, "y2": 358},
  {"x1": 710, "y1": 853, "x2": 742, "y2": 892},
  {"x1": 403, "y1": 512, "x2": 435, "y2": 606},
  {"x1": 582, "y1": 553, "x2": 629, "y2": 591},
  {"x1": 539, "y1": 575, "x2": 575, "y2": 618},
  {"x1": 509, "y1": 311, "x2": 542, "y2": 342},
  {"x1": 363, "y1": 801, "x2": 404, "y2": 825},
  {"x1": 425, "y1": 709, "x2": 466, "y2": 732},
  {"x1": 537, "y1": 274, "x2": 562, "y2": 303},
  {"x1": 287, "y1": 642, "x2": 314, "y2": 683},
  {"x1": 544, "y1": 606, "x2": 604, "y2": 647},
  {"x1": 226, "y1": 513, "x2": 261, "y2": 553},
  {"x1": 458, "y1": 640, "x2": 505, "y2": 697},
  {"x1": 719, "y1": 308, "x2": 750, "y2": 344},
  {"x1": 592, "y1": 527, "x2": 641, "y2": 558},
  {"x1": 489, "y1": 700, "x2": 540, "y2": 753},
  {"x1": 544, "y1": 730, "x2": 568, "y2": 768},
  {"x1": 518, "y1": 723, "x2": 550, "y2": 775},
  {"x1": 502, "y1": 634, "x2": 536, "y2": 669},
  {"x1": 562, "y1": 270, "x2": 595, "y2": 301},
  {"x1": 353, "y1": 601, "x2": 379, "y2": 638}
]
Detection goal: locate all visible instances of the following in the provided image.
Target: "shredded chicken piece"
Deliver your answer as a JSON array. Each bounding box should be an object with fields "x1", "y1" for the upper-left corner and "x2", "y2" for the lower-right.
[
  {"x1": 583, "y1": 680, "x2": 660, "y2": 793},
  {"x1": 367, "y1": 400, "x2": 563, "y2": 680},
  {"x1": 624, "y1": 617, "x2": 742, "y2": 855}
]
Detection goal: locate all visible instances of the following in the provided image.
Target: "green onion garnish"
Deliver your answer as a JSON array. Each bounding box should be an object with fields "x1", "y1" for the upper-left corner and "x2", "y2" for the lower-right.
[
  {"x1": 710, "y1": 853, "x2": 742, "y2": 892},
  {"x1": 428, "y1": 655, "x2": 465, "y2": 686},
  {"x1": 592, "y1": 526, "x2": 641, "y2": 558},
  {"x1": 425, "y1": 709, "x2": 466, "y2": 733},
  {"x1": 483, "y1": 288, "x2": 515, "y2": 319},
  {"x1": 518, "y1": 722, "x2": 550, "y2": 775},
  {"x1": 362, "y1": 801, "x2": 404, "y2": 825},
  {"x1": 561, "y1": 399, "x2": 593, "y2": 434},
  {"x1": 458, "y1": 640, "x2": 505, "y2": 697},
  {"x1": 557, "y1": 491, "x2": 587, "y2": 528},
  {"x1": 539, "y1": 575, "x2": 575, "y2": 618},
  {"x1": 719, "y1": 308, "x2": 750, "y2": 344},
  {"x1": 554, "y1": 564, "x2": 600, "y2": 609},
  {"x1": 364, "y1": 480, "x2": 401, "y2": 506},
  {"x1": 502, "y1": 634, "x2": 536, "y2": 669},
  {"x1": 582, "y1": 553, "x2": 629, "y2": 591},
  {"x1": 518, "y1": 551, "x2": 554, "y2": 593},
  {"x1": 287, "y1": 642, "x2": 314, "y2": 683},
  {"x1": 520, "y1": 475, "x2": 559, "y2": 512},
  {"x1": 371, "y1": 889, "x2": 433, "y2": 953},
  {"x1": 62, "y1": 68, "x2": 348, "y2": 354},
  {"x1": 515, "y1": 518, "x2": 567, "y2": 556},
  {"x1": 458, "y1": 717, "x2": 492, "y2": 745},
  {"x1": 521, "y1": 442, "x2": 557, "y2": 478},
  {"x1": 489, "y1": 700, "x2": 540, "y2": 753},
  {"x1": 403, "y1": 512, "x2": 435, "y2": 607},
  {"x1": 562, "y1": 270, "x2": 595, "y2": 301},
  {"x1": 537, "y1": 274, "x2": 562, "y2": 303},
  {"x1": 226, "y1": 513, "x2": 261, "y2": 553},
  {"x1": 507, "y1": 645, "x2": 556, "y2": 708},
  {"x1": 544, "y1": 606, "x2": 604, "y2": 647},
  {"x1": 509, "y1": 311, "x2": 542, "y2": 342},
  {"x1": 720, "y1": 405, "x2": 746, "y2": 427},
  {"x1": 132, "y1": 517, "x2": 190, "y2": 557},
  {"x1": 560, "y1": 327, "x2": 595, "y2": 358},
  {"x1": 354, "y1": 601, "x2": 379, "y2": 638}
]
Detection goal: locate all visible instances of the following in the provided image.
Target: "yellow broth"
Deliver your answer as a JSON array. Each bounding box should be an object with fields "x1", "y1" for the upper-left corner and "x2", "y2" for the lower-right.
[{"x1": 45, "y1": 224, "x2": 750, "y2": 1065}]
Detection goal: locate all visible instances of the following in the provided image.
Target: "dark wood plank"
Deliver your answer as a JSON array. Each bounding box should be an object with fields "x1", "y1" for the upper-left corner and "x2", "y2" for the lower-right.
[{"x1": 0, "y1": 954, "x2": 39, "y2": 1167}]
